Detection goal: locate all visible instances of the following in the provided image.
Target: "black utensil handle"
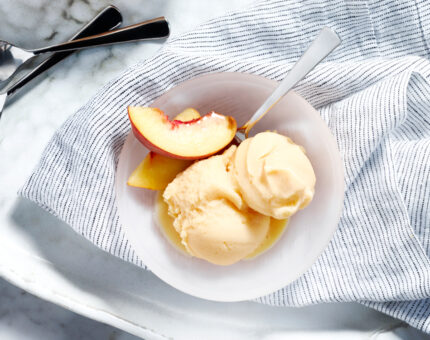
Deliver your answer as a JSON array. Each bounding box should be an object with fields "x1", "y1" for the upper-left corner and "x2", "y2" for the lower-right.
[
  {"x1": 33, "y1": 17, "x2": 170, "y2": 54},
  {"x1": 7, "y1": 6, "x2": 123, "y2": 95}
]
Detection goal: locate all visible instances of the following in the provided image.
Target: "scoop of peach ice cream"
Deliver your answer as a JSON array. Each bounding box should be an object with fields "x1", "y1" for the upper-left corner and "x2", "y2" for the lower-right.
[
  {"x1": 163, "y1": 146, "x2": 270, "y2": 265},
  {"x1": 233, "y1": 131, "x2": 316, "y2": 219},
  {"x1": 162, "y1": 131, "x2": 316, "y2": 265}
]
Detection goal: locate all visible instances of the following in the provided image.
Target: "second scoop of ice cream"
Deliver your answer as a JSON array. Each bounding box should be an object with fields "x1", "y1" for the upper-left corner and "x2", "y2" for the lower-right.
[{"x1": 233, "y1": 131, "x2": 316, "y2": 219}]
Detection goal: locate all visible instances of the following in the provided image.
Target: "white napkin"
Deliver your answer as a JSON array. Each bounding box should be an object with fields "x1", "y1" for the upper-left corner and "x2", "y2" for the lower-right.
[{"x1": 21, "y1": 0, "x2": 430, "y2": 332}]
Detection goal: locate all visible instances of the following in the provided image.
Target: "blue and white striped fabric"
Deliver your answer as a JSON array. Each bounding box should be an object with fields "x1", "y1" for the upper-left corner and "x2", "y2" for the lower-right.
[{"x1": 20, "y1": 0, "x2": 430, "y2": 333}]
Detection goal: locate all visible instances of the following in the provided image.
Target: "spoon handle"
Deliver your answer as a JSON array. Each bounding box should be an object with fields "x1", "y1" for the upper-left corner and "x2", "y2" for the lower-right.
[
  {"x1": 32, "y1": 17, "x2": 169, "y2": 54},
  {"x1": 243, "y1": 27, "x2": 341, "y2": 135}
]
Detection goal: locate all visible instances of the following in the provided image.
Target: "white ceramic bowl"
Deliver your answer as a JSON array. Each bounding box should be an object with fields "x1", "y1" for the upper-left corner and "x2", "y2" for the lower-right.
[{"x1": 116, "y1": 72, "x2": 344, "y2": 302}]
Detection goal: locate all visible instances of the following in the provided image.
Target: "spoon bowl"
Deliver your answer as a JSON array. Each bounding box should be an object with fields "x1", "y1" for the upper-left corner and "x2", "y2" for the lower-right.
[{"x1": 0, "y1": 42, "x2": 33, "y2": 84}]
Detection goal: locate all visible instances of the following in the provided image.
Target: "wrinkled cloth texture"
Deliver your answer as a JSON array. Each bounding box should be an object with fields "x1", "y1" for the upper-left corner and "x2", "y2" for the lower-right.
[{"x1": 20, "y1": 0, "x2": 430, "y2": 333}]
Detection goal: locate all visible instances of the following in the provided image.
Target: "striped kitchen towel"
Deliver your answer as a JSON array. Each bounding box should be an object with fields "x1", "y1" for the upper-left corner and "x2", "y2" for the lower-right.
[{"x1": 20, "y1": 0, "x2": 430, "y2": 333}]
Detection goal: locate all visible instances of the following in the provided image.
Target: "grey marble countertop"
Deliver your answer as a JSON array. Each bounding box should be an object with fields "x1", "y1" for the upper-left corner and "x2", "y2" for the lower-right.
[{"x1": 1, "y1": 0, "x2": 430, "y2": 339}]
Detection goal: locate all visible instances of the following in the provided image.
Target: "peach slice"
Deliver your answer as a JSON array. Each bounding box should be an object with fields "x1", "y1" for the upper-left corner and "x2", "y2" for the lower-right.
[
  {"x1": 127, "y1": 152, "x2": 193, "y2": 190},
  {"x1": 127, "y1": 108, "x2": 201, "y2": 190},
  {"x1": 174, "y1": 107, "x2": 200, "y2": 121},
  {"x1": 128, "y1": 107, "x2": 237, "y2": 160}
]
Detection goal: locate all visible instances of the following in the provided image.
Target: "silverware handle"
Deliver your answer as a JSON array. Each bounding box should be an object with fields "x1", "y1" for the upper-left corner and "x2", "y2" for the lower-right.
[
  {"x1": 32, "y1": 17, "x2": 170, "y2": 54},
  {"x1": 243, "y1": 27, "x2": 341, "y2": 135},
  {"x1": 7, "y1": 5, "x2": 123, "y2": 95}
]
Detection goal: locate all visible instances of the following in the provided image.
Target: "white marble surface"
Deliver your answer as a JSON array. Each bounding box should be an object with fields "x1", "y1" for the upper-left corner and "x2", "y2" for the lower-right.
[{"x1": 0, "y1": 0, "x2": 430, "y2": 339}]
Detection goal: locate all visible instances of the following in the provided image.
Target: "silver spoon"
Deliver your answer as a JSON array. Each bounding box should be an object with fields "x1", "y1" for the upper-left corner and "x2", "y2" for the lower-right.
[
  {"x1": 236, "y1": 27, "x2": 341, "y2": 141},
  {"x1": 0, "y1": 16, "x2": 169, "y2": 87},
  {"x1": 0, "y1": 5, "x2": 123, "y2": 117}
]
